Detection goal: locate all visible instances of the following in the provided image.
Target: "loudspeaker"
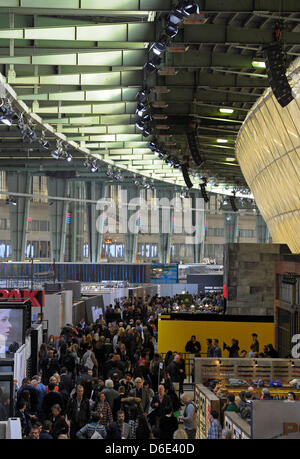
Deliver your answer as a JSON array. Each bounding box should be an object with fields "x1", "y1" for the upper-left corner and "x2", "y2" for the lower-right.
[
  {"x1": 200, "y1": 183, "x2": 209, "y2": 203},
  {"x1": 181, "y1": 164, "x2": 193, "y2": 189},
  {"x1": 263, "y1": 41, "x2": 294, "y2": 108},
  {"x1": 229, "y1": 195, "x2": 238, "y2": 212},
  {"x1": 187, "y1": 132, "x2": 203, "y2": 166}
]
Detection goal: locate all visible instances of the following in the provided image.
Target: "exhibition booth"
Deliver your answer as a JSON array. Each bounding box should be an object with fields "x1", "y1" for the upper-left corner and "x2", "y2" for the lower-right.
[
  {"x1": 194, "y1": 382, "x2": 300, "y2": 439},
  {"x1": 157, "y1": 314, "x2": 274, "y2": 355}
]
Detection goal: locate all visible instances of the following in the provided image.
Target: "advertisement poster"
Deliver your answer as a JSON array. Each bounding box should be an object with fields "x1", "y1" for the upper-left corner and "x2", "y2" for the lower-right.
[
  {"x1": 151, "y1": 264, "x2": 178, "y2": 284},
  {"x1": 0, "y1": 308, "x2": 23, "y2": 356}
]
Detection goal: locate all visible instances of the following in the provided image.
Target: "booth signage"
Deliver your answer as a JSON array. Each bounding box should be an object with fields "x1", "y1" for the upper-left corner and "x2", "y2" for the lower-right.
[{"x1": 0, "y1": 289, "x2": 44, "y2": 308}]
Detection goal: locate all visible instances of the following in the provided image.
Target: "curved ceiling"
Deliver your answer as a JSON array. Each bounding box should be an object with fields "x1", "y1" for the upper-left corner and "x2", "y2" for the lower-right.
[{"x1": 0, "y1": 1, "x2": 300, "y2": 195}]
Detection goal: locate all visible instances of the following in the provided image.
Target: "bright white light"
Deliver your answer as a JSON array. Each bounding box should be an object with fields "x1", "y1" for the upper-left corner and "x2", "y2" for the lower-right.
[
  {"x1": 217, "y1": 139, "x2": 228, "y2": 143},
  {"x1": 226, "y1": 157, "x2": 235, "y2": 162},
  {"x1": 219, "y1": 108, "x2": 234, "y2": 114},
  {"x1": 1, "y1": 118, "x2": 12, "y2": 126},
  {"x1": 252, "y1": 60, "x2": 266, "y2": 69}
]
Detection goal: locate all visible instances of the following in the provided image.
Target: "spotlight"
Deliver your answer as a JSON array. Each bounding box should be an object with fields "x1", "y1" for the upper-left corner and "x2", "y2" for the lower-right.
[
  {"x1": 182, "y1": 1, "x2": 200, "y2": 15},
  {"x1": 136, "y1": 103, "x2": 148, "y2": 117},
  {"x1": 0, "y1": 100, "x2": 18, "y2": 127},
  {"x1": 142, "y1": 114, "x2": 152, "y2": 122},
  {"x1": 142, "y1": 127, "x2": 152, "y2": 137},
  {"x1": 136, "y1": 119, "x2": 145, "y2": 131},
  {"x1": 151, "y1": 35, "x2": 169, "y2": 55},
  {"x1": 136, "y1": 88, "x2": 150, "y2": 102},
  {"x1": 148, "y1": 141, "x2": 157, "y2": 151},
  {"x1": 6, "y1": 197, "x2": 17, "y2": 206},
  {"x1": 39, "y1": 137, "x2": 50, "y2": 149},
  {"x1": 144, "y1": 62, "x2": 156, "y2": 74},
  {"x1": 90, "y1": 161, "x2": 98, "y2": 173},
  {"x1": 165, "y1": 22, "x2": 179, "y2": 38},
  {"x1": 84, "y1": 156, "x2": 98, "y2": 173},
  {"x1": 66, "y1": 153, "x2": 72, "y2": 162},
  {"x1": 229, "y1": 193, "x2": 238, "y2": 212},
  {"x1": 200, "y1": 183, "x2": 209, "y2": 203},
  {"x1": 51, "y1": 149, "x2": 60, "y2": 160},
  {"x1": 168, "y1": 7, "x2": 187, "y2": 26}
]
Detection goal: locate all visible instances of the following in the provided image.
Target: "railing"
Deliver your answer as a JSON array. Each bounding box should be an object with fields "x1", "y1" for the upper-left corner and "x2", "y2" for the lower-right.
[{"x1": 158, "y1": 353, "x2": 196, "y2": 390}]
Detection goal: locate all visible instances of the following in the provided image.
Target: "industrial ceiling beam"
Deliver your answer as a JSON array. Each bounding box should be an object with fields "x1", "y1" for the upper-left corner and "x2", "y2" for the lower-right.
[
  {"x1": 0, "y1": 0, "x2": 298, "y2": 14},
  {"x1": 1, "y1": 23, "x2": 300, "y2": 45},
  {"x1": 9, "y1": 72, "x2": 268, "y2": 88}
]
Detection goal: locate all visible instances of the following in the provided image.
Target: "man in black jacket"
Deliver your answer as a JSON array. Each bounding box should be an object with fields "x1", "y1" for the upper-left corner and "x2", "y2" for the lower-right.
[
  {"x1": 17, "y1": 377, "x2": 39, "y2": 415},
  {"x1": 41, "y1": 382, "x2": 65, "y2": 420},
  {"x1": 59, "y1": 367, "x2": 73, "y2": 396},
  {"x1": 149, "y1": 384, "x2": 172, "y2": 427},
  {"x1": 167, "y1": 354, "x2": 183, "y2": 384},
  {"x1": 223, "y1": 339, "x2": 240, "y2": 358},
  {"x1": 66, "y1": 385, "x2": 90, "y2": 439},
  {"x1": 40, "y1": 350, "x2": 61, "y2": 385},
  {"x1": 185, "y1": 336, "x2": 201, "y2": 356}
]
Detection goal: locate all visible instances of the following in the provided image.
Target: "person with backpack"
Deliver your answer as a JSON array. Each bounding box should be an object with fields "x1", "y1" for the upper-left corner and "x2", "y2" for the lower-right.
[
  {"x1": 76, "y1": 412, "x2": 107, "y2": 439},
  {"x1": 179, "y1": 393, "x2": 197, "y2": 439},
  {"x1": 81, "y1": 345, "x2": 98, "y2": 377}
]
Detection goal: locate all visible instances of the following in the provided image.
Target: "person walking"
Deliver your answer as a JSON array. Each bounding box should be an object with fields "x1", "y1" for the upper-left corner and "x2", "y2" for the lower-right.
[
  {"x1": 66, "y1": 385, "x2": 91, "y2": 439},
  {"x1": 180, "y1": 393, "x2": 197, "y2": 440}
]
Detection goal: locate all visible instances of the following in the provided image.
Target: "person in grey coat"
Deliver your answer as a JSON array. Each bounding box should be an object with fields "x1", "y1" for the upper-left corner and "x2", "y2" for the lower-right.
[
  {"x1": 131, "y1": 378, "x2": 150, "y2": 414},
  {"x1": 180, "y1": 393, "x2": 197, "y2": 439},
  {"x1": 101, "y1": 379, "x2": 120, "y2": 415}
]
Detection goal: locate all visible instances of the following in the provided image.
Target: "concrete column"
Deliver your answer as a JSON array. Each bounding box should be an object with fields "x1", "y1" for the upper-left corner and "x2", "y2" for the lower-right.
[
  {"x1": 124, "y1": 186, "x2": 140, "y2": 263},
  {"x1": 86, "y1": 181, "x2": 106, "y2": 263},
  {"x1": 7, "y1": 171, "x2": 32, "y2": 261},
  {"x1": 191, "y1": 192, "x2": 205, "y2": 263},
  {"x1": 47, "y1": 176, "x2": 70, "y2": 262},
  {"x1": 157, "y1": 189, "x2": 174, "y2": 264},
  {"x1": 69, "y1": 181, "x2": 85, "y2": 262},
  {"x1": 224, "y1": 212, "x2": 239, "y2": 243},
  {"x1": 256, "y1": 212, "x2": 270, "y2": 243}
]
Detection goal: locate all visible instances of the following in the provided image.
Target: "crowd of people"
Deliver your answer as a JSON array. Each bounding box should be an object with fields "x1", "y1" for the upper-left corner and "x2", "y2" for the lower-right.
[
  {"x1": 3, "y1": 292, "x2": 281, "y2": 440},
  {"x1": 13, "y1": 295, "x2": 199, "y2": 440},
  {"x1": 166, "y1": 292, "x2": 225, "y2": 315},
  {"x1": 184, "y1": 333, "x2": 279, "y2": 359}
]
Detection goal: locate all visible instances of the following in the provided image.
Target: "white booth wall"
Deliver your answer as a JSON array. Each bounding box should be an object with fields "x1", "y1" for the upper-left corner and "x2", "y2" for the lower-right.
[{"x1": 44, "y1": 290, "x2": 73, "y2": 336}]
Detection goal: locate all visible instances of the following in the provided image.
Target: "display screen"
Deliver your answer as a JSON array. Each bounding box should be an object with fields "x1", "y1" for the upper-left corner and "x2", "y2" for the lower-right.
[
  {"x1": 91, "y1": 306, "x2": 104, "y2": 322},
  {"x1": 151, "y1": 264, "x2": 178, "y2": 284},
  {"x1": 0, "y1": 308, "x2": 23, "y2": 356},
  {"x1": 0, "y1": 380, "x2": 10, "y2": 421}
]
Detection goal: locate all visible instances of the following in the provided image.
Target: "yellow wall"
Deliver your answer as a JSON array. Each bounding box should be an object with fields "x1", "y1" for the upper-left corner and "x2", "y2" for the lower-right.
[{"x1": 158, "y1": 318, "x2": 274, "y2": 355}]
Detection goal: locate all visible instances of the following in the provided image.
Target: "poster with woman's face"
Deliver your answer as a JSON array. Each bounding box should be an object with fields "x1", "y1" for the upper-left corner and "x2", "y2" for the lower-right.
[{"x1": 0, "y1": 309, "x2": 23, "y2": 356}]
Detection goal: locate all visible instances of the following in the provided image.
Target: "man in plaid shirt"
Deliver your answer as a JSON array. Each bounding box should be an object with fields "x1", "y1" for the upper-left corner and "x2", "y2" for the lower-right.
[{"x1": 207, "y1": 410, "x2": 222, "y2": 439}]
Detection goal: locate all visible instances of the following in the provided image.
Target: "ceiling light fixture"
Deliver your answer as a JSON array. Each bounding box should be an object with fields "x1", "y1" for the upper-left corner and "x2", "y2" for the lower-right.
[{"x1": 219, "y1": 108, "x2": 234, "y2": 114}]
